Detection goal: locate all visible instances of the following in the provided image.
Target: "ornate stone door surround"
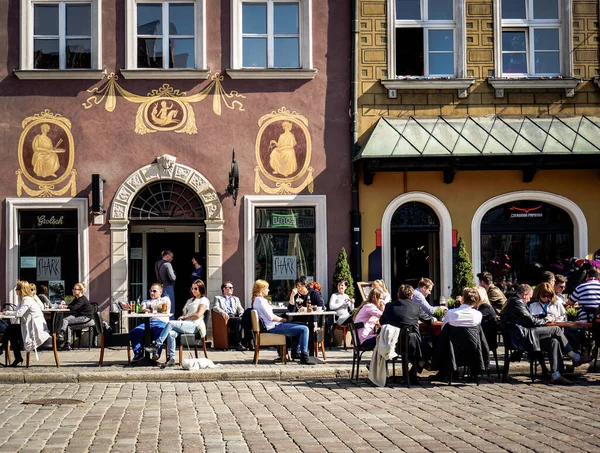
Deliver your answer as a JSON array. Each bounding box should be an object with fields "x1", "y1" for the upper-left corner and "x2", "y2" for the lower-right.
[{"x1": 109, "y1": 155, "x2": 224, "y2": 309}]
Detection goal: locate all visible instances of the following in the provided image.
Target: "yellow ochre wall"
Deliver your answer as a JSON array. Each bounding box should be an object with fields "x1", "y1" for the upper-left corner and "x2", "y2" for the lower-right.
[{"x1": 359, "y1": 170, "x2": 600, "y2": 276}]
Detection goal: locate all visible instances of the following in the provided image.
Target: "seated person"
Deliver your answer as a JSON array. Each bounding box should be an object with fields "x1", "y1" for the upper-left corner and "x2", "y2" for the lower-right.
[
  {"x1": 530, "y1": 283, "x2": 565, "y2": 322},
  {"x1": 372, "y1": 279, "x2": 391, "y2": 304},
  {"x1": 59, "y1": 282, "x2": 94, "y2": 350},
  {"x1": 252, "y1": 279, "x2": 315, "y2": 365},
  {"x1": 129, "y1": 283, "x2": 171, "y2": 363},
  {"x1": 477, "y1": 286, "x2": 498, "y2": 351},
  {"x1": 412, "y1": 278, "x2": 436, "y2": 316},
  {"x1": 380, "y1": 284, "x2": 435, "y2": 381},
  {"x1": 329, "y1": 279, "x2": 354, "y2": 325},
  {"x1": 212, "y1": 281, "x2": 246, "y2": 351},
  {"x1": 443, "y1": 288, "x2": 483, "y2": 329},
  {"x1": 288, "y1": 276, "x2": 324, "y2": 312},
  {"x1": 353, "y1": 288, "x2": 385, "y2": 348},
  {"x1": 501, "y1": 283, "x2": 592, "y2": 385},
  {"x1": 150, "y1": 279, "x2": 210, "y2": 367}
]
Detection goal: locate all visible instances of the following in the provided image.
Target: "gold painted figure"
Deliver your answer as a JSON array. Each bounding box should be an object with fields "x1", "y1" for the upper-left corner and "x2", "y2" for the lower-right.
[
  {"x1": 151, "y1": 101, "x2": 180, "y2": 126},
  {"x1": 31, "y1": 124, "x2": 65, "y2": 178},
  {"x1": 269, "y1": 121, "x2": 298, "y2": 177}
]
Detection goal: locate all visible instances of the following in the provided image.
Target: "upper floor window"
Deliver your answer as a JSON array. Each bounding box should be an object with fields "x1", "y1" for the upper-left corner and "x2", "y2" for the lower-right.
[
  {"x1": 124, "y1": 0, "x2": 207, "y2": 75},
  {"x1": 228, "y1": 0, "x2": 314, "y2": 78},
  {"x1": 19, "y1": 0, "x2": 102, "y2": 74},
  {"x1": 393, "y1": 0, "x2": 457, "y2": 77},
  {"x1": 500, "y1": 0, "x2": 561, "y2": 76}
]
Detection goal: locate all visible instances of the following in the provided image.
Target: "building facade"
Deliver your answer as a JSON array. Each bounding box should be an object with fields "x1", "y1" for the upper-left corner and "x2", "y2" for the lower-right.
[
  {"x1": 354, "y1": 0, "x2": 600, "y2": 300},
  {"x1": 1, "y1": 0, "x2": 352, "y2": 319}
]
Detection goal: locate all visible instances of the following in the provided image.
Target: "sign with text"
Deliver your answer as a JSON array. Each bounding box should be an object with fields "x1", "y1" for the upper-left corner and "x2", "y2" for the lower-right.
[
  {"x1": 21, "y1": 256, "x2": 37, "y2": 268},
  {"x1": 37, "y1": 257, "x2": 61, "y2": 281},
  {"x1": 273, "y1": 256, "x2": 297, "y2": 280},
  {"x1": 271, "y1": 213, "x2": 298, "y2": 228}
]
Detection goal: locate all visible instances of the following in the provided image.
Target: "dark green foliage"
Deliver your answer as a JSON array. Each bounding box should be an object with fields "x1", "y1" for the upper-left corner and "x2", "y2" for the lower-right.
[
  {"x1": 452, "y1": 236, "x2": 475, "y2": 298},
  {"x1": 332, "y1": 247, "x2": 355, "y2": 299}
]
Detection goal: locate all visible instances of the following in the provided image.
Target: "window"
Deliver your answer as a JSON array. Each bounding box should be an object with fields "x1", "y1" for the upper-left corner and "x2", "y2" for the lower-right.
[
  {"x1": 499, "y1": 0, "x2": 561, "y2": 76},
  {"x1": 17, "y1": 0, "x2": 103, "y2": 78},
  {"x1": 393, "y1": 0, "x2": 457, "y2": 77},
  {"x1": 124, "y1": 0, "x2": 207, "y2": 77},
  {"x1": 229, "y1": 0, "x2": 315, "y2": 79}
]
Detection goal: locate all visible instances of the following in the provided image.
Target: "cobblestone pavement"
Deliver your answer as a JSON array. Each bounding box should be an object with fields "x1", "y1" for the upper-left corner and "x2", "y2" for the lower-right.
[{"x1": 0, "y1": 374, "x2": 599, "y2": 453}]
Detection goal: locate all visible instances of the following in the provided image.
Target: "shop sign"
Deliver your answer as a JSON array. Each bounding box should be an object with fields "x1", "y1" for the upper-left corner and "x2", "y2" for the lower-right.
[
  {"x1": 20, "y1": 210, "x2": 78, "y2": 230},
  {"x1": 507, "y1": 204, "x2": 543, "y2": 219},
  {"x1": 20, "y1": 256, "x2": 36, "y2": 268},
  {"x1": 37, "y1": 257, "x2": 61, "y2": 281},
  {"x1": 271, "y1": 213, "x2": 298, "y2": 228},
  {"x1": 273, "y1": 256, "x2": 297, "y2": 280}
]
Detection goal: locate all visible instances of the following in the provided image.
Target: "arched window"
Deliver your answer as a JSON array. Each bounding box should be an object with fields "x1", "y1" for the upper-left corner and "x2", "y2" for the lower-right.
[
  {"x1": 129, "y1": 181, "x2": 206, "y2": 221},
  {"x1": 391, "y1": 202, "x2": 440, "y2": 231}
]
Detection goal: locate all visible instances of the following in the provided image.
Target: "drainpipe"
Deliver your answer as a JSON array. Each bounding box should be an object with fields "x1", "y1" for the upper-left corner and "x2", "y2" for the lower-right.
[{"x1": 350, "y1": 0, "x2": 362, "y2": 284}]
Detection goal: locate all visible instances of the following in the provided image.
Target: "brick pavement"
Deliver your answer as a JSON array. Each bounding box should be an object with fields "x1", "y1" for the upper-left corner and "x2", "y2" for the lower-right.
[{"x1": 0, "y1": 375, "x2": 599, "y2": 453}]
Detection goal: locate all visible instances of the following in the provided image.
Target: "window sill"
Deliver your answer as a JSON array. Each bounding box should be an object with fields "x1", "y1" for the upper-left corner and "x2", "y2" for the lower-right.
[
  {"x1": 380, "y1": 78, "x2": 475, "y2": 98},
  {"x1": 488, "y1": 78, "x2": 581, "y2": 98},
  {"x1": 226, "y1": 68, "x2": 318, "y2": 80},
  {"x1": 119, "y1": 69, "x2": 210, "y2": 80},
  {"x1": 14, "y1": 69, "x2": 107, "y2": 80}
]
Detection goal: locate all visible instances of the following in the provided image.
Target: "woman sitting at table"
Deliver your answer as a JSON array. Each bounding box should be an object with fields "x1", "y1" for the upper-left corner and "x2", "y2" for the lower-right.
[
  {"x1": 372, "y1": 279, "x2": 391, "y2": 304},
  {"x1": 1, "y1": 280, "x2": 50, "y2": 366},
  {"x1": 329, "y1": 279, "x2": 354, "y2": 325},
  {"x1": 59, "y1": 282, "x2": 94, "y2": 351},
  {"x1": 353, "y1": 288, "x2": 385, "y2": 348},
  {"x1": 501, "y1": 283, "x2": 592, "y2": 385},
  {"x1": 530, "y1": 283, "x2": 565, "y2": 322},
  {"x1": 150, "y1": 279, "x2": 210, "y2": 367}
]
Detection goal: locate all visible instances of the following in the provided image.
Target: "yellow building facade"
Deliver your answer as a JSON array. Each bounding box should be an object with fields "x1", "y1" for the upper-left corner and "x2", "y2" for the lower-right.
[{"x1": 354, "y1": 0, "x2": 600, "y2": 299}]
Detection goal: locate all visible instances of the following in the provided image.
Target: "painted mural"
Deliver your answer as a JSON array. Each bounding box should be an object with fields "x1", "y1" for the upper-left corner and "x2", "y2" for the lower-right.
[
  {"x1": 254, "y1": 107, "x2": 314, "y2": 195},
  {"x1": 17, "y1": 110, "x2": 77, "y2": 197},
  {"x1": 82, "y1": 72, "x2": 245, "y2": 135}
]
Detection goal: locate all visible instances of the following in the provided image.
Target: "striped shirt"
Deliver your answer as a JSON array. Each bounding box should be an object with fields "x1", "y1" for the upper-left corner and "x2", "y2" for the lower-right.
[{"x1": 570, "y1": 278, "x2": 600, "y2": 320}]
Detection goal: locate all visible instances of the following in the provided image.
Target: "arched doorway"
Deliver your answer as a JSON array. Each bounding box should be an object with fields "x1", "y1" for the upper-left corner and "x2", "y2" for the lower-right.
[
  {"x1": 382, "y1": 192, "x2": 452, "y2": 301},
  {"x1": 110, "y1": 156, "x2": 224, "y2": 310}
]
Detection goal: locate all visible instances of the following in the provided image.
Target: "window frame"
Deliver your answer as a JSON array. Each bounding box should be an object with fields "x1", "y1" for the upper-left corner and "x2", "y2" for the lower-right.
[
  {"x1": 18, "y1": 0, "x2": 103, "y2": 79},
  {"x1": 123, "y1": 0, "x2": 207, "y2": 79},
  {"x1": 493, "y1": 0, "x2": 572, "y2": 78},
  {"x1": 387, "y1": 0, "x2": 465, "y2": 79},
  {"x1": 228, "y1": 0, "x2": 316, "y2": 79}
]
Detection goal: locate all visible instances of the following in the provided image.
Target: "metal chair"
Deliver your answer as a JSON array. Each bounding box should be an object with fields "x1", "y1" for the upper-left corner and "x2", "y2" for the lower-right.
[
  {"x1": 250, "y1": 310, "x2": 287, "y2": 365},
  {"x1": 177, "y1": 310, "x2": 210, "y2": 365},
  {"x1": 348, "y1": 321, "x2": 375, "y2": 381},
  {"x1": 389, "y1": 327, "x2": 412, "y2": 388},
  {"x1": 501, "y1": 322, "x2": 543, "y2": 382},
  {"x1": 93, "y1": 311, "x2": 131, "y2": 366}
]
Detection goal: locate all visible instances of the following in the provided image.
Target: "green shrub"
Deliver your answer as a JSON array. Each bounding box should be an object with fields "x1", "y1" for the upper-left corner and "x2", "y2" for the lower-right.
[
  {"x1": 452, "y1": 236, "x2": 475, "y2": 298},
  {"x1": 332, "y1": 247, "x2": 355, "y2": 299},
  {"x1": 433, "y1": 307, "x2": 446, "y2": 321}
]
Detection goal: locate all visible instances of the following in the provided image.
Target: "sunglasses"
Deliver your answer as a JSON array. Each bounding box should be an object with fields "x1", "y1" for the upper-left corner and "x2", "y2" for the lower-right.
[
  {"x1": 224, "y1": 286, "x2": 234, "y2": 289},
  {"x1": 191, "y1": 286, "x2": 200, "y2": 290},
  {"x1": 73, "y1": 287, "x2": 82, "y2": 291},
  {"x1": 150, "y1": 289, "x2": 160, "y2": 293}
]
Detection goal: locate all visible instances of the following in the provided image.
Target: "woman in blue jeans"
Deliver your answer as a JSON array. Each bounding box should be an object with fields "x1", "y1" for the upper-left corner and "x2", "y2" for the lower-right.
[
  {"x1": 150, "y1": 279, "x2": 210, "y2": 366},
  {"x1": 252, "y1": 280, "x2": 315, "y2": 365}
]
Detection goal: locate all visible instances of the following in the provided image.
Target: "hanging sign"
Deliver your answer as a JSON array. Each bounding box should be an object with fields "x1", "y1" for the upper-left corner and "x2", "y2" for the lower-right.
[
  {"x1": 273, "y1": 256, "x2": 297, "y2": 280},
  {"x1": 37, "y1": 257, "x2": 61, "y2": 280}
]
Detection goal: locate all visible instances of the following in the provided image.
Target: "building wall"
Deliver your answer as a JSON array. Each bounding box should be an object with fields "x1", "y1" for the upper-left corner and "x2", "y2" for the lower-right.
[{"x1": 0, "y1": 0, "x2": 352, "y2": 305}]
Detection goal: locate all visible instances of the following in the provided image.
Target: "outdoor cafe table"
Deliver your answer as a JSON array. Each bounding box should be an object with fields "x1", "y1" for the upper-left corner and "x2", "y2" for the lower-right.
[
  {"x1": 548, "y1": 321, "x2": 593, "y2": 328},
  {"x1": 124, "y1": 312, "x2": 171, "y2": 362},
  {"x1": 285, "y1": 311, "x2": 336, "y2": 357},
  {"x1": 41, "y1": 308, "x2": 71, "y2": 338}
]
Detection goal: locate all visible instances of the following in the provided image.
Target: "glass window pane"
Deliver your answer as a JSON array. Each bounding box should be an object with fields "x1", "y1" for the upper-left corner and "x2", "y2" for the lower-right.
[
  {"x1": 66, "y1": 38, "x2": 91, "y2": 68},
  {"x1": 535, "y1": 52, "x2": 560, "y2": 74},
  {"x1": 137, "y1": 3, "x2": 162, "y2": 35},
  {"x1": 502, "y1": 31, "x2": 526, "y2": 52},
  {"x1": 534, "y1": 29, "x2": 559, "y2": 51},
  {"x1": 169, "y1": 38, "x2": 195, "y2": 68},
  {"x1": 396, "y1": 28, "x2": 424, "y2": 75},
  {"x1": 243, "y1": 37, "x2": 267, "y2": 67},
  {"x1": 502, "y1": 0, "x2": 526, "y2": 19},
  {"x1": 502, "y1": 53, "x2": 527, "y2": 73},
  {"x1": 274, "y1": 37, "x2": 300, "y2": 68},
  {"x1": 396, "y1": 0, "x2": 421, "y2": 20},
  {"x1": 534, "y1": 0, "x2": 558, "y2": 20},
  {"x1": 428, "y1": 0, "x2": 453, "y2": 21},
  {"x1": 243, "y1": 3, "x2": 267, "y2": 34},
  {"x1": 429, "y1": 53, "x2": 454, "y2": 75},
  {"x1": 429, "y1": 29, "x2": 453, "y2": 52},
  {"x1": 274, "y1": 3, "x2": 299, "y2": 34},
  {"x1": 33, "y1": 39, "x2": 59, "y2": 69},
  {"x1": 34, "y1": 5, "x2": 58, "y2": 36},
  {"x1": 137, "y1": 38, "x2": 163, "y2": 68},
  {"x1": 66, "y1": 4, "x2": 91, "y2": 36},
  {"x1": 169, "y1": 3, "x2": 194, "y2": 36}
]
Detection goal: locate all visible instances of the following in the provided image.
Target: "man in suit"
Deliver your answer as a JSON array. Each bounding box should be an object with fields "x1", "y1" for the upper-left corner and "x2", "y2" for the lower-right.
[{"x1": 212, "y1": 281, "x2": 246, "y2": 351}]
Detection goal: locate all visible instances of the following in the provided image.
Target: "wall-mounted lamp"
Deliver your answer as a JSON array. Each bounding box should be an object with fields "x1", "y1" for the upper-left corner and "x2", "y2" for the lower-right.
[
  {"x1": 91, "y1": 174, "x2": 106, "y2": 214},
  {"x1": 227, "y1": 149, "x2": 239, "y2": 206}
]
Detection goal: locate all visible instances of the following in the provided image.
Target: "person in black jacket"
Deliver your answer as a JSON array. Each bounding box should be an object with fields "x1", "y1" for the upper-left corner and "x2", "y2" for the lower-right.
[
  {"x1": 501, "y1": 284, "x2": 592, "y2": 385},
  {"x1": 288, "y1": 276, "x2": 324, "y2": 312},
  {"x1": 59, "y1": 282, "x2": 94, "y2": 350}
]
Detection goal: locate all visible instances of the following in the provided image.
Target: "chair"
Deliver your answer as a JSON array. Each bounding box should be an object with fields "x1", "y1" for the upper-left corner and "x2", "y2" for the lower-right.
[
  {"x1": 93, "y1": 311, "x2": 131, "y2": 367},
  {"x1": 177, "y1": 310, "x2": 210, "y2": 365},
  {"x1": 389, "y1": 327, "x2": 411, "y2": 388},
  {"x1": 501, "y1": 322, "x2": 542, "y2": 383},
  {"x1": 348, "y1": 321, "x2": 375, "y2": 381},
  {"x1": 482, "y1": 319, "x2": 500, "y2": 379},
  {"x1": 314, "y1": 326, "x2": 327, "y2": 360},
  {"x1": 332, "y1": 323, "x2": 349, "y2": 350},
  {"x1": 251, "y1": 310, "x2": 287, "y2": 365},
  {"x1": 211, "y1": 310, "x2": 234, "y2": 350}
]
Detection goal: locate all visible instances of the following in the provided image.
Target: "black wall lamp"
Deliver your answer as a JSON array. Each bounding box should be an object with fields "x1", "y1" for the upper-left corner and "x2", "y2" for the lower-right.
[
  {"x1": 91, "y1": 174, "x2": 106, "y2": 214},
  {"x1": 227, "y1": 149, "x2": 239, "y2": 206}
]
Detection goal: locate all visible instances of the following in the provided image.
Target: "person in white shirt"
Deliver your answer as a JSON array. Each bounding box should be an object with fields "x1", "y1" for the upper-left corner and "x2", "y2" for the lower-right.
[
  {"x1": 412, "y1": 278, "x2": 436, "y2": 316},
  {"x1": 328, "y1": 279, "x2": 354, "y2": 325},
  {"x1": 554, "y1": 274, "x2": 567, "y2": 305},
  {"x1": 442, "y1": 288, "x2": 483, "y2": 329}
]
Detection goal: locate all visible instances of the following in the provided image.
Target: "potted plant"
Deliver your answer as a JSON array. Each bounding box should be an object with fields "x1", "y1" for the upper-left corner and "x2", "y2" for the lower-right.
[
  {"x1": 452, "y1": 236, "x2": 476, "y2": 298},
  {"x1": 446, "y1": 297, "x2": 457, "y2": 309},
  {"x1": 565, "y1": 306, "x2": 579, "y2": 321},
  {"x1": 433, "y1": 307, "x2": 446, "y2": 322}
]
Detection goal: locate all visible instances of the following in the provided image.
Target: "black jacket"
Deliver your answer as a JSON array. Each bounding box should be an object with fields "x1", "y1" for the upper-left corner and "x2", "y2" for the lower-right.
[
  {"x1": 287, "y1": 289, "x2": 324, "y2": 312},
  {"x1": 70, "y1": 295, "x2": 94, "y2": 317},
  {"x1": 380, "y1": 299, "x2": 434, "y2": 330},
  {"x1": 500, "y1": 296, "x2": 546, "y2": 352},
  {"x1": 432, "y1": 325, "x2": 489, "y2": 375},
  {"x1": 478, "y1": 303, "x2": 498, "y2": 350}
]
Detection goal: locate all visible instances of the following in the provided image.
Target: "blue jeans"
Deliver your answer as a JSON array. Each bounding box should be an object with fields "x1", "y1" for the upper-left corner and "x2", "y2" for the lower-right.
[
  {"x1": 162, "y1": 285, "x2": 176, "y2": 319},
  {"x1": 156, "y1": 320, "x2": 197, "y2": 359},
  {"x1": 269, "y1": 322, "x2": 309, "y2": 355},
  {"x1": 129, "y1": 320, "x2": 166, "y2": 355}
]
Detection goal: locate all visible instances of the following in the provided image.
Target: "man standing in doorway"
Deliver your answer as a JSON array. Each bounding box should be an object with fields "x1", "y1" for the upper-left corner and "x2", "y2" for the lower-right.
[
  {"x1": 155, "y1": 250, "x2": 176, "y2": 318},
  {"x1": 212, "y1": 281, "x2": 246, "y2": 351}
]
